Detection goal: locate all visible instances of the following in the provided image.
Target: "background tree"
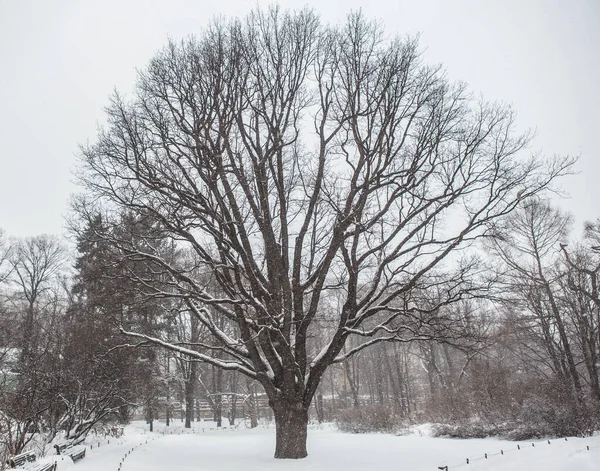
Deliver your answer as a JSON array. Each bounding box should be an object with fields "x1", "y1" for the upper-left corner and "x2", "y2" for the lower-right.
[
  {"x1": 9, "y1": 235, "x2": 64, "y2": 364},
  {"x1": 485, "y1": 199, "x2": 600, "y2": 436},
  {"x1": 0, "y1": 235, "x2": 66, "y2": 455},
  {"x1": 0, "y1": 229, "x2": 13, "y2": 394},
  {"x1": 488, "y1": 201, "x2": 581, "y2": 395},
  {"x1": 0, "y1": 230, "x2": 11, "y2": 285},
  {"x1": 561, "y1": 221, "x2": 600, "y2": 401},
  {"x1": 56, "y1": 218, "x2": 137, "y2": 441},
  {"x1": 76, "y1": 8, "x2": 573, "y2": 458}
]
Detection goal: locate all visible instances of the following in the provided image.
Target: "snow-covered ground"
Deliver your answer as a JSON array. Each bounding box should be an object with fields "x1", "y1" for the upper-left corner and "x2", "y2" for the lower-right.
[{"x1": 52, "y1": 421, "x2": 600, "y2": 471}]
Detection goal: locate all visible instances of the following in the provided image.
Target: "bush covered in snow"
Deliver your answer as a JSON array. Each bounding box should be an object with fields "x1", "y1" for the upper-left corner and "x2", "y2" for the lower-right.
[
  {"x1": 431, "y1": 397, "x2": 599, "y2": 441},
  {"x1": 431, "y1": 421, "x2": 513, "y2": 439},
  {"x1": 509, "y1": 396, "x2": 597, "y2": 440}
]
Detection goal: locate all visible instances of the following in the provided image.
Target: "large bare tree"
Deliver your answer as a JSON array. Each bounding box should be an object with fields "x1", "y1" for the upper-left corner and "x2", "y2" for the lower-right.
[{"x1": 76, "y1": 8, "x2": 573, "y2": 458}]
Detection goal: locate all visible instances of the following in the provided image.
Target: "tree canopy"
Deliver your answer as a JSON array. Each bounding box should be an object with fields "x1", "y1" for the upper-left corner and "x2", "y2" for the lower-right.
[{"x1": 75, "y1": 8, "x2": 573, "y2": 458}]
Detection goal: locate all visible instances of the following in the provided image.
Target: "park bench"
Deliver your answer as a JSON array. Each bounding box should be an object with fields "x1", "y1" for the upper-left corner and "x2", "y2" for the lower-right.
[
  {"x1": 6, "y1": 451, "x2": 35, "y2": 468},
  {"x1": 6, "y1": 450, "x2": 56, "y2": 471},
  {"x1": 54, "y1": 442, "x2": 86, "y2": 462},
  {"x1": 20, "y1": 463, "x2": 57, "y2": 471}
]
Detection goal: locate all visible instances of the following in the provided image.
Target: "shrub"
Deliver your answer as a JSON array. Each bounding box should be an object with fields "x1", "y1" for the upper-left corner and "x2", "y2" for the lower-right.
[
  {"x1": 513, "y1": 394, "x2": 596, "y2": 439},
  {"x1": 432, "y1": 421, "x2": 514, "y2": 439},
  {"x1": 335, "y1": 405, "x2": 398, "y2": 433}
]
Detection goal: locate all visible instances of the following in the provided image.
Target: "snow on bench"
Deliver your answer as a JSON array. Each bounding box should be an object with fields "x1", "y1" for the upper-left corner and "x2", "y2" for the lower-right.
[
  {"x1": 54, "y1": 442, "x2": 86, "y2": 462},
  {"x1": 6, "y1": 450, "x2": 36, "y2": 468},
  {"x1": 6, "y1": 450, "x2": 56, "y2": 471},
  {"x1": 19, "y1": 463, "x2": 57, "y2": 471}
]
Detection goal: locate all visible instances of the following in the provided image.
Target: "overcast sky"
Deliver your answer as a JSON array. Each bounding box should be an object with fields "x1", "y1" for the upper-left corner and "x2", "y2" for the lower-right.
[{"x1": 0, "y1": 0, "x2": 598, "y2": 238}]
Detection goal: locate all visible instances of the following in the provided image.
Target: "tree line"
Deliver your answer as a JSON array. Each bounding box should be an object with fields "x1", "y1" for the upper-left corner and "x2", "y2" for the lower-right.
[{"x1": 2, "y1": 202, "x2": 598, "y2": 459}]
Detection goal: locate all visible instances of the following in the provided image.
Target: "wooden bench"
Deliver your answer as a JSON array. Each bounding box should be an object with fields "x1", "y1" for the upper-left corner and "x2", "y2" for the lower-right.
[
  {"x1": 54, "y1": 442, "x2": 86, "y2": 462},
  {"x1": 7, "y1": 451, "x2": 56, "y2": 471},
  {"x1": 7, "y1": 450, "x2": 35, "y2": 468},
  {"x1": 64, "y1": 447, "x2": 86, "y2": 462},
  {"x1": 21, "y1": 463, "x2": 57, "y2": 471},
  {"x1": 53, "y1": 442, "x2": 68, "y2": 455}
]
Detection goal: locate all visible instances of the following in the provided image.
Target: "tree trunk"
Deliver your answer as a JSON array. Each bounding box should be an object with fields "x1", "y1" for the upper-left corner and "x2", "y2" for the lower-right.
[
  {"x1": 315, "y1": 393, "x2": 324, "y2": 423},
  {"x1": 165, "y1": 354, "x2": 170, "y2": 426},
  {"x1": 229, "y1": 395, "x2": 237, "y2": 426},
  {"x1": 247, "y1": 378, "x2": 258, "y2": 428},
  {"x1": 272, "y1": 402, "x2": 308, "y2": 459},
  {"x1": 374, "y1": 348, "x2": 385, "y2": 405},
  {"x1": 213, "y1": 400, "x2": 222, "y2": 427},
  {"x1": 384, "y1": 348, "x2": 402, "y2": 415},
  {"x1": 229, "y1": 372, "x2": 239, "y2": 426},
  {"x1": 21, "y1": 301, "x2": 35, "y2": 364},
  {"x1": 343, "y1": 358, "x2": 360, "y2": 408},
  {"x1": 211, "y1": 365, "x2": 223, "y2": 427},
  {"x1": 185, "y1": 362, "x2": 197, "y2": 428}
]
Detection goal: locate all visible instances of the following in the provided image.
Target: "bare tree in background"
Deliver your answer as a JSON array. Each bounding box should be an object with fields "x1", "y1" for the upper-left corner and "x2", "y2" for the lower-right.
[
  {"x1": 488, "y1": 200, "x2": 583, "y2": 397},
  {"x1": 0, "y1": 234, "x2": 66, "y2": 455},
  {"x1": 0, "y1": 230, "x2": 11, "y2": 285},
  {"x1": 561, "y1": 221, "x2": 600, "y2": 401},
  {"x1": 76, "y1": 8, "x2": 573, "y2": 458},
  {"x1": 9, "y1": 235, "x2": 65, "y2": 363},
  {"x1": 0, "y1": 230, "x2": 12, "y2": 369}
]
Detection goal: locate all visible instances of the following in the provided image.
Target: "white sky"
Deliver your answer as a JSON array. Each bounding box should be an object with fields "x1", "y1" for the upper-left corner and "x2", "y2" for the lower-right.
[{"x1": 0, "y1": 0, "x2": 598, "y2": 238}]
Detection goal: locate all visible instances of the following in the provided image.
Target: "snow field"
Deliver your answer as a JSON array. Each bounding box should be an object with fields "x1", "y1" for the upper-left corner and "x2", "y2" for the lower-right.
[{"x1": 64, "y1": 423, "x2": 600, "y2": 471}]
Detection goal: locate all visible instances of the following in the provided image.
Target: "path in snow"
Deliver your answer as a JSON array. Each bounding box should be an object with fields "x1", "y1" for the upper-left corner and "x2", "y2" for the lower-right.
[{"x1": 67, "y1": 423, "x2": 600, "y2": 471}]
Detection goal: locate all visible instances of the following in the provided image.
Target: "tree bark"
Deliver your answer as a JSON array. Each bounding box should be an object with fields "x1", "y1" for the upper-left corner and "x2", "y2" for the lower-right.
[
  {"x1": 315, "y1": 393, "x2": 324, "y2": 423},
  {"x1": 343, "y1": 358, "x2": 360, "y2": 408},
  {"x1": 246, "y1": 378, "x2": 258, "y2": 428},
  {"x1": 184, "y1": 361, "x2": 196, "y2": 428},
  {"x1": 166, "y1": 356, "x2": 171, "y2": 427},
  {"x1": 211, "y1": 365, "x2": 223, "y2": 427},
  {"x1": 272, "y1": 402, "x2": 308, "y2": 459}
]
